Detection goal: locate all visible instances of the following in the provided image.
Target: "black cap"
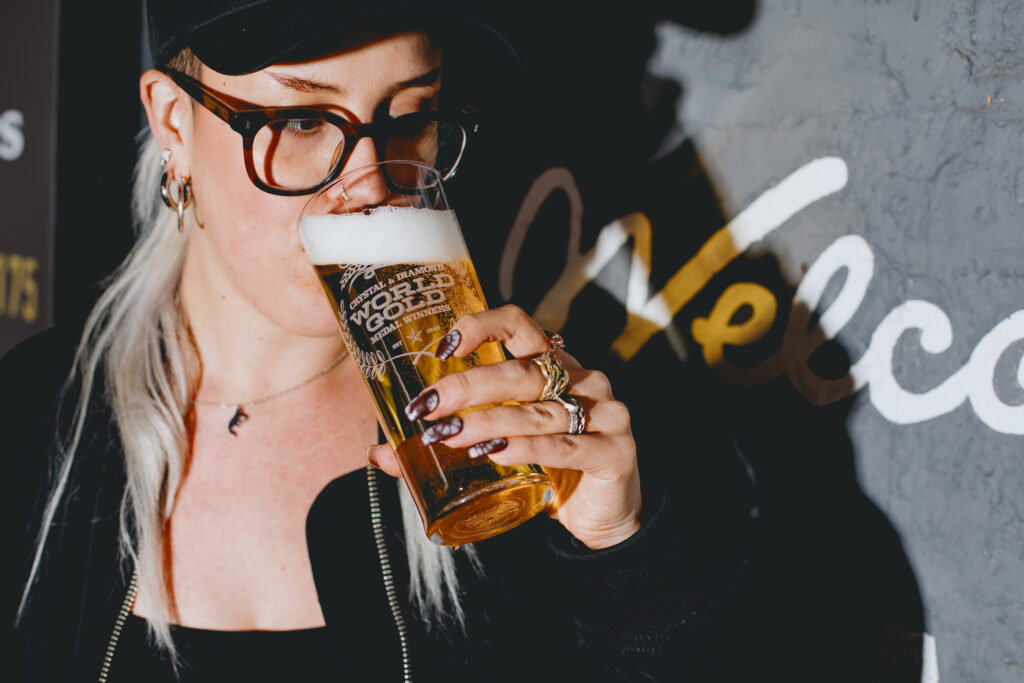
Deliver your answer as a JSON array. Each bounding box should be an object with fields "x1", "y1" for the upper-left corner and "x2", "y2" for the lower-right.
[{"x1": 146, "y1": 0, "x2": 518, "y2": 76}]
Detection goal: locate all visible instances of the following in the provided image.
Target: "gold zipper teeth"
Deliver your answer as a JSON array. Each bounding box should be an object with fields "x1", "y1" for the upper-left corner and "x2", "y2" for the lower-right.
[
  {"x1": 367, "y1": 466, "x2": 414, "y2": 682},
  {"x1": 99, "y1": 469, "x2": 411, "y2": 682},
  {"x1": 98, "y1": 567, "x2": 139, "y2": 683}
]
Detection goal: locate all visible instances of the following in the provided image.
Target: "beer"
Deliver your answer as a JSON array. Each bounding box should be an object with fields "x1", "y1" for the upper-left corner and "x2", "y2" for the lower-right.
[{"x1": 301, "y1": 205, "x2": 552, "y2": 545}]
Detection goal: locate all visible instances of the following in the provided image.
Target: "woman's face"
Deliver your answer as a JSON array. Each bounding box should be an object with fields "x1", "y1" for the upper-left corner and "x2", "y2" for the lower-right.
[{"x1": 180, "y1": 32, "x2": 442, "y2": 337}]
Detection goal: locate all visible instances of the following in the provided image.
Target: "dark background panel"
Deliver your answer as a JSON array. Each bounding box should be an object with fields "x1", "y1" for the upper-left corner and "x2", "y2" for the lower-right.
[
  {"x1": 0, "y1": 0, "x2": 59, "y2": 352},
  {"x1": 52, "y1": 1, "x2": 141, "y2": 332},
  {"x1": 0, "y1": 0, "x2": 140, "y2": 357}
]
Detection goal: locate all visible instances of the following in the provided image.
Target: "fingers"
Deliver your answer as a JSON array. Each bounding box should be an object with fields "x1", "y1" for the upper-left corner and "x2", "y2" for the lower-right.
[
  {"x1": 401, "y1": 305, "x2": 634, "y2": 483},
  {"x1": 440, "y1": 304, "x2": 578, "y2": 363},
  {"x1": 428, "y1": 397, "x2": 626, "y2": 449},
  {"x1": 490, "y1": 432, "x2": 638, "y2": 478},
  {"x1": 403, "y1": 305, "x2": 603, "y2": 424},
  {"x1": 405, "y1": 360, "x2": 549, "y2": 419},
  {"x1": 405, "y1": 360, "x2": 613, "y2": 423},
  {"x1": 366, "y1": 443, "x2": 403, "y2": 478}
]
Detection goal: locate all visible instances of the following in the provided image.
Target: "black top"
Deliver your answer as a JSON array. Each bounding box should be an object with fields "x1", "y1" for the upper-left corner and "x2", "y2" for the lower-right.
[
  {"x1": 111, "y1": 614, "x2": 336, "y2": 682},
  {"x1": 105, "y1": 472, "x2": 370, "y2": 683}
]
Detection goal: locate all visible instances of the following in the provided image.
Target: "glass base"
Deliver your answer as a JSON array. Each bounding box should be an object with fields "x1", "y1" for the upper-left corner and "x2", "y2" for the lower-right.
[{"x1": 426, "y1": 472, "x2": 553, "y2": 546}]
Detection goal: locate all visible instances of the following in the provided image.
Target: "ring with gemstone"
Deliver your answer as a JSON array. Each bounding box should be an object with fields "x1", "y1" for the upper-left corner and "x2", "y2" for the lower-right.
[{"x1": 542, "y1": 329, "x2": 566, "y2": 352}]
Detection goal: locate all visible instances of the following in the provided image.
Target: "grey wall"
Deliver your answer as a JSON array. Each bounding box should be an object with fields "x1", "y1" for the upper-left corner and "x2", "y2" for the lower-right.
[{"x1": 644, "y1": 3, "x2": 1023, "y2": 680}]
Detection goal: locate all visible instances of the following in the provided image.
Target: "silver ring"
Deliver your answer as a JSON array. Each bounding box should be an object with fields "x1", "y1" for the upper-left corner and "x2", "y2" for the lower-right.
[
  {"x1": 549, "y1": 394, "x2": 586, "y2": 435},
  {"x1": 340, "y1": 183, "x2": 352, "y2": 201}
]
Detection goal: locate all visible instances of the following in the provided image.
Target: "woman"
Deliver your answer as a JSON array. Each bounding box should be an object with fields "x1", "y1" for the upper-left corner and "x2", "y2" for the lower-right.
[{"x1": 7, "y1": 2, "x2": 753, "y2": 680}]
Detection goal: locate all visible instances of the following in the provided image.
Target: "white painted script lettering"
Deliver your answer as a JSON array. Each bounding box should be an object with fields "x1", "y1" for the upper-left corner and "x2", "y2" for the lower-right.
[{"x1": 500, "y1": 158, "x2": 1024, "y2": 435}]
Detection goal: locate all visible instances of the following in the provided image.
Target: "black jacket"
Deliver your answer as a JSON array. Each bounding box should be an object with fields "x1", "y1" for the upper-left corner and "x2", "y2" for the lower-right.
[{"x1": 5, "y1": 329, "x2": 759, "y2": 682}]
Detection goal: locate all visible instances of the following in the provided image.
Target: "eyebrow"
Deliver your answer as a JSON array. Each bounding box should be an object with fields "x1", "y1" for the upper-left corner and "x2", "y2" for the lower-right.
[
  {"x1": 265, "y1": 71, "x2": 343, "y2": 94},
  {"x1": 394, "y1": 67, "x2": 442, "y2": 91},
  {"x1": 263, "y1": 67, "x2": 441, "y2": 95}
]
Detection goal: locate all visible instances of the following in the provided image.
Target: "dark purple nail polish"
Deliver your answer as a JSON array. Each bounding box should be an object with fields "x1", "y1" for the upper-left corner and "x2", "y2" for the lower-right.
[
  {"x1": 405, "y1": 389, "x2": 439, "y2": 422},
  {"x1": 435, "y1": 329, "x2": 461, "y2": 361},
  {"x1": 468, "y1": 438, "x2": 508, "y2": 459},
  {"x1": 420, "y1": 417, "x2": 463, "y2": 446}
]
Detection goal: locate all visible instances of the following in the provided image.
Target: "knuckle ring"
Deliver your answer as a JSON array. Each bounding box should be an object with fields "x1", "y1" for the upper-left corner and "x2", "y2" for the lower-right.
[
  {"x1": 531, "y1": 351, "x2": 570, "y2": 402},
  {"x1": 542, "y1": 329, "x2": 566, "y2": 352},
  {"x1": 550, "y1": 394, "x2": 587, "y2": 435}
]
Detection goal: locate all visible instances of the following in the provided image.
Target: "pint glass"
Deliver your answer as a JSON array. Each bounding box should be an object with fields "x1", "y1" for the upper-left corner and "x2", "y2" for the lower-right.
[{"x1": 299, "y1": 161, "x2": 553, "y2": 545}]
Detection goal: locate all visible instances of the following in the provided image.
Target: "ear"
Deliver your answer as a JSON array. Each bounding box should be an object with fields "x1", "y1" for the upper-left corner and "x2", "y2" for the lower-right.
[{"x1": 140, "y1": 69, "x2": 191, "y2": 178}]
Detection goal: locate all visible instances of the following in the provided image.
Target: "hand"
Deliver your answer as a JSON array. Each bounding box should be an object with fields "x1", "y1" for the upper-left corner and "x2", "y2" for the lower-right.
[{"x1": 368, "y1": 304, "x2": 642, "y2": 550}]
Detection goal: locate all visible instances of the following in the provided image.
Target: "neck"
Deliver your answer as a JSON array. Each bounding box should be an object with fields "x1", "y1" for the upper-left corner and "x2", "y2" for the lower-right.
[{"x1": 179, "y1": 245, "x2": 345, "y2": 404}]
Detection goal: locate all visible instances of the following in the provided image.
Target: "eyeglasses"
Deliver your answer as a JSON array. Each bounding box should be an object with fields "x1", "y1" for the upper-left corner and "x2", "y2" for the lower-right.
[{"x1": 159, "y1": 68, "x2": 476, "y2": 196}]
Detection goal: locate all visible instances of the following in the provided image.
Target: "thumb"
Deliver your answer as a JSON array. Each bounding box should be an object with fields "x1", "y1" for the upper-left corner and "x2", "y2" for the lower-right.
[{"x1": 366, "y1": 444, "x2": 404, "y2": 478}]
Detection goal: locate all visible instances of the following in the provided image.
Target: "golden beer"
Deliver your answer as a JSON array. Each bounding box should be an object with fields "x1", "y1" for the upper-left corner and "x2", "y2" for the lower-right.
[{"x1": 301, "y1": 205, "x2": 552, "y2": 545}]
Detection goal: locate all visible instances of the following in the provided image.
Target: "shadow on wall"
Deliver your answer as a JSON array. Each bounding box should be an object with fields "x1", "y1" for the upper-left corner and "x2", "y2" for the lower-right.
[{"x1": 454, "y1": 2, "x2": 927, "y2": 680}]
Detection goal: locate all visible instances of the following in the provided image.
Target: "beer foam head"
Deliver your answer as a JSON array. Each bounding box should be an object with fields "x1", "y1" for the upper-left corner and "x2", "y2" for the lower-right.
[{"x1": 300, "y1": 206, "x2": 469, "y2": 265}]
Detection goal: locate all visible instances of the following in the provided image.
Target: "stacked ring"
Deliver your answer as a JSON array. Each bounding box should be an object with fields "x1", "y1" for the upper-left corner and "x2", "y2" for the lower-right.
[
  {"x1": 531, "y1": 334, "x2": 585, "y2": 435},
  {"x1": 550, "y1": 393, "x2": 587, "y2": 435},
  {"x1": 531, "y1": 351, "x2": 570, "y2": 402}
]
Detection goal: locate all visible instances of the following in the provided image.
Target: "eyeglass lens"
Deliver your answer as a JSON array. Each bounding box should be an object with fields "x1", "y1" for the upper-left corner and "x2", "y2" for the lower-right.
[{"x1": 252, "y1": 117, "x2": 464, "y2": 191}]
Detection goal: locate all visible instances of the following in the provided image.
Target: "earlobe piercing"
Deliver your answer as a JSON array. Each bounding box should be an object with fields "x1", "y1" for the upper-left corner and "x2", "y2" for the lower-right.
[
  {"x1": 159, "y1": 148, "x2": 193, "y2": 233},
  {"x1": 161, "y1": 172, "x2": 194, "y2": 233},
  {"x1": 159, "y1": 147, "x2": 202, "y2": 232}
]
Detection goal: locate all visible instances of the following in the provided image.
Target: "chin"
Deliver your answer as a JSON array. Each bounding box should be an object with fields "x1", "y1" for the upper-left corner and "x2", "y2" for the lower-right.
[
  {"x1": 309, "y1": 318, "x2": 345, "y2": 338},
  {"x1": 275, "y1": 269, "x2": 346, "y2": 337},
  {"x1": 286, "y1": 299, "x2": 345, "y2": 338}
]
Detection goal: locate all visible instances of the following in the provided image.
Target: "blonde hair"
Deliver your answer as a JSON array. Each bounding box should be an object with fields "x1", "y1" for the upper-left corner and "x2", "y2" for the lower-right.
[{"x1": 19, "y1": 48, "x2": 476, "y2": 662}]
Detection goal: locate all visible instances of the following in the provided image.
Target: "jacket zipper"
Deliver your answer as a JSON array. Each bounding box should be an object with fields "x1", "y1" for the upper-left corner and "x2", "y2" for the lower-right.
[
  {"x1": 367, "y1": 466, "x2": 414, "y2": 682},
  {"x1": 97, "y1": 566, "x2": 139, "y2": 683},
  {"x1": 98, "y1": 468, "x2": 412, "y2": 682}
]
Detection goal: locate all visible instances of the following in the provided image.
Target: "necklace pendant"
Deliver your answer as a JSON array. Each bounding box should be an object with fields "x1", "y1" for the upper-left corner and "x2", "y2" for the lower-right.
[{"x1": 228, "y1": 406, "x2": 249, "y2": 436}]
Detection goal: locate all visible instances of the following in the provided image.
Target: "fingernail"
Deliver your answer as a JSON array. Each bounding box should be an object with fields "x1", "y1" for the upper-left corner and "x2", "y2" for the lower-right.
[
  {"x1": 366, "y1": 445, "x2": 381, "y2": 469},
  {"x1": 468, "y1": 438, "x2": 508, "y2": 459},
  {"x1": 435, "y1": 330, "x2": 461, "y2": 360},
  {"x1": 420, "y1": 417, "x2": 463, "y2": 446},
  {"x1": 405, "y1": 389, "x2": 439, "y2": 422}
]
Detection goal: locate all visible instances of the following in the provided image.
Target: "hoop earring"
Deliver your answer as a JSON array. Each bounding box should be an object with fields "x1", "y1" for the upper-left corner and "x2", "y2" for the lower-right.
[
  {"x1": 160, "y1": 171, "x2": 193, "y2": 233},
  {"x1": 159, "y1": 148, "x2": 194, "y2": 233}
]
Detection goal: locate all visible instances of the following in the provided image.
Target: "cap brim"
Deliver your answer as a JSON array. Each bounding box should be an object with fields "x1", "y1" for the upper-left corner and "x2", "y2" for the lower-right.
[{"x1": 185, "y1": 5, "x2": 518, "y2": 76}]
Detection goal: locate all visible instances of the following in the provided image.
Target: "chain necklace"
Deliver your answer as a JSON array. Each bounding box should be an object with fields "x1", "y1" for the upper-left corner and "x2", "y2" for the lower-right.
[{"x1": 193, "y1": 350, "x2": 348, "y2": 435}]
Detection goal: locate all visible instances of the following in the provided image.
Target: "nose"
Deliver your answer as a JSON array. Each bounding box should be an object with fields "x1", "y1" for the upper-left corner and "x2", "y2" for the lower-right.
[
  {"x1": 345, "y1": 136, "x2": 382, "y2": 171},
  {"x1": 325, "y1": 139, "x2": 388, "y2": 212}
]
